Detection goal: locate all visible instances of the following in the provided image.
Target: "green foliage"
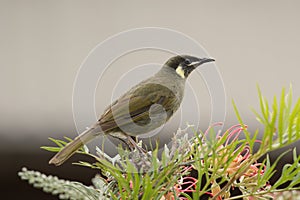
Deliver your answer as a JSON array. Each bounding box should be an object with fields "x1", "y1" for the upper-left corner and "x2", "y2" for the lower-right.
[
  {"x1": 76, "y1": 129, "x2": 192, "y2": 199},
  {"x1": 19, "y1": 86, "x2": 300, "y2": 199},
  {"x1": 18, "y1": 167, "x2": 104, "y2": 200}
]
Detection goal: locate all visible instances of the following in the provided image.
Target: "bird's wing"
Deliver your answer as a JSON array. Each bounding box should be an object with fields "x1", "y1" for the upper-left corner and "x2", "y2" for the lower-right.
[{"x1": 98, "y1": 83, "x2": 179, "y2": 133}]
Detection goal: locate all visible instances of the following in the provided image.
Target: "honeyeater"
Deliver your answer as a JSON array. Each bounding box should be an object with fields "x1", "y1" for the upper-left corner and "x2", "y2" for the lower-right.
[{"x1": 49, "y1": 55, "x2": 215, "y2": 166}]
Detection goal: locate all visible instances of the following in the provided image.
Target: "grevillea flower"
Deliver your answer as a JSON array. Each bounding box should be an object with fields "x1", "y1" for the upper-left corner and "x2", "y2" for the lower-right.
[{"x1": 168, "y1": 123, "x2": 269, "y2": 199}]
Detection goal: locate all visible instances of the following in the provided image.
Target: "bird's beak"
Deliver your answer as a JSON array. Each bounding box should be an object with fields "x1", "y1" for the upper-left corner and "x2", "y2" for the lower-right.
[{"x1": 188, "y1": 57, "x2": 215, "y2": 67}]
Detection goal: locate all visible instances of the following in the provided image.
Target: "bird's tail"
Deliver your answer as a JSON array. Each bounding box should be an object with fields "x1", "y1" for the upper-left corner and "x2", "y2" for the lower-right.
[{"x1": 49, "y1": 124, "x2": 102, "y2": 166}]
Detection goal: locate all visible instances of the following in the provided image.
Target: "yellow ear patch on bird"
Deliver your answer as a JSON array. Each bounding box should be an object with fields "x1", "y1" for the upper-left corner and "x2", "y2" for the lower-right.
[{"x1": 176, "y1": 66, "x2": 185, "y2": 78}]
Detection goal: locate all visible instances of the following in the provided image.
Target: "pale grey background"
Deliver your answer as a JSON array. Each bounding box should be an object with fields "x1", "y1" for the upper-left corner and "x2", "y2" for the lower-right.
[
  {"x1": 1, "y1": 1, "x2": 300, "y2": 199},
  {"x1": 1, "y1": 1, "x2": 300, "y2": 150}
]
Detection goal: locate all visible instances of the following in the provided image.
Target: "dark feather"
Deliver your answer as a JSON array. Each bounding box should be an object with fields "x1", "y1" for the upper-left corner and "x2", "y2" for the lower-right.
[{"x1": 98, "y1": 83, "x2": 179, "y2": 133}]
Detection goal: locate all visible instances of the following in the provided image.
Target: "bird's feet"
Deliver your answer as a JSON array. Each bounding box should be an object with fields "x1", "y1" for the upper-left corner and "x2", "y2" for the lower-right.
[{"x1": 126, "y1": 136, "x2": 147, "y2": 153}]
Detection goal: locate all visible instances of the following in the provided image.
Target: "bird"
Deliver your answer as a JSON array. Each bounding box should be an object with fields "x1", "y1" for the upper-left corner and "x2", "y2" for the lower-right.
[{"x1": 49, "y1": 55, "x2": 215, "y2": 166}]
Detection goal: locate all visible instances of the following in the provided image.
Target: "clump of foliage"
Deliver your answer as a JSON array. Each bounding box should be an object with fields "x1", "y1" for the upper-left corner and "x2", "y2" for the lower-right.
[{"x1": 19, "y1": 86, "x2": 300, "y2": 199}]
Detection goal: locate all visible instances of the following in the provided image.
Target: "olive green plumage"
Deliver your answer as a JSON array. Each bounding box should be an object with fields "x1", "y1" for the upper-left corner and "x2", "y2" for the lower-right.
[{"x1": 49, "y1": 55, "x2": 214, "y2": 166}]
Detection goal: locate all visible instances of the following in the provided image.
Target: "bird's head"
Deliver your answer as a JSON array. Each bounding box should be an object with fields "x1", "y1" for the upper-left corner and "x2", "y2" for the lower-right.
[{"x1": 164, "y1": 55, "x2": 215, "y2": 78}]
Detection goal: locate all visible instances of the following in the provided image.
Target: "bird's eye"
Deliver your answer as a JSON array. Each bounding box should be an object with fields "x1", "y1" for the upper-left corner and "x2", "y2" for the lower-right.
[{"x1": 183, "y1": 60, "x2": 190, "y2": 66}]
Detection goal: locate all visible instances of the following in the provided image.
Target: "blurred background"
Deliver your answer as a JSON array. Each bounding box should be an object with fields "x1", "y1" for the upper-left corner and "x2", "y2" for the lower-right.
[{"x1": 1, "y1": 1, "x2": 300, "y2": 199}]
